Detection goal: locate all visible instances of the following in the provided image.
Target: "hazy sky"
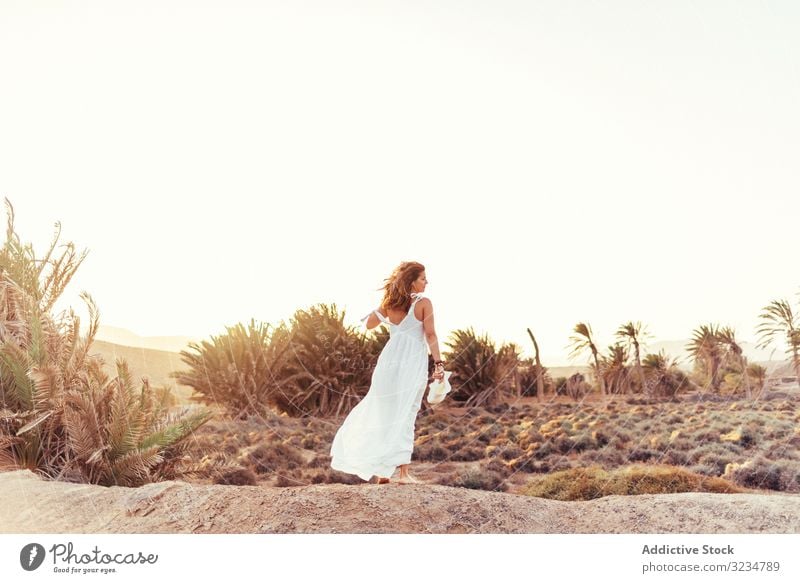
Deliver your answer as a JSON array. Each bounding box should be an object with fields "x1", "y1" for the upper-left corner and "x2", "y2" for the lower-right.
[{"x1": 1, "y1": 1, "x2": 798, "y2": 365}]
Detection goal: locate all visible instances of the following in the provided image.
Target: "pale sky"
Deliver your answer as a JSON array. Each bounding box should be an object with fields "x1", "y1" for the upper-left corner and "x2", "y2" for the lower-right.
[{"x1": 1, "y1": 1, "x2": 799, "y2": 366}]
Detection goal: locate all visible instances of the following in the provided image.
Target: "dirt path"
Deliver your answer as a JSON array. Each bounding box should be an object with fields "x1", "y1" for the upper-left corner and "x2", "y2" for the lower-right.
[{"x1": 1, "y1": 470, "x2": 798, "y2": 534}]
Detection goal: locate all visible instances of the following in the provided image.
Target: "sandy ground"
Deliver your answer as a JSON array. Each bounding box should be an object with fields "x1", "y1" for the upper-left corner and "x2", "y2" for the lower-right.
[{"x1": 2, "y1": 469, "x2": 799, "y2": 534}]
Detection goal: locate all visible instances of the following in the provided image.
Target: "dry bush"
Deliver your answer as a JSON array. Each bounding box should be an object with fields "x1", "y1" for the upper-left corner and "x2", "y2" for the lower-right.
[
  {"x1": 498, "y1": 443, "x2": 523, "y2": 461},
  {"x1": 723, "y1": 456, "x2": 800, "y2": 492},
  {"x1": 307, "y1": 454, "x2": 331, "y2": 468},
  {"x1": 414, "y1": 438, "x2": 451, "y2": 462},
  {"x1": 719, "y1": 426, "x2": 758, "y2": 448},
  {"x1": 627, "y1": 447, "x2": 658, "y2": 462},
  {"x1": 436, "y1": 466, "x2": 507, "y2": 491},
  {"x1": 521, "y1": 464, "x2": 746, "y2": 500},
  {"x1": 579, "y1": 448, "x2": 626, "y2": 468},
  {"x1": 244, "y1": 442, "x2": 306, "y2": 474},
  {"x1": 484, "y1": 457, "x2": 514, "y2": 477},
  {"x1": 475, "y1": 423, "x2": 503, "y2": 444},
  {"x1": 325, "y1": 468, "x2": 364, "y2": 485},
  {"x1": 275, "y1": 471, "x2": 306, "y2": 487},
  {"x1": 450, "y1": 445, "x2": 484, "y2": 462},
  {"x1": 214, "y1": 466, "x2": 258, "y2": 486},
  {"x1": 660, "y1": 449, "x2": 690, "y2": 466}
]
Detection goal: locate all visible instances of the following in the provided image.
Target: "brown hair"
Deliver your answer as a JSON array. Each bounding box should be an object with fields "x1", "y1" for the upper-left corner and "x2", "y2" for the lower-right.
[{"x1": 378, "y1": 261, "x2": 425, "y2": 313}]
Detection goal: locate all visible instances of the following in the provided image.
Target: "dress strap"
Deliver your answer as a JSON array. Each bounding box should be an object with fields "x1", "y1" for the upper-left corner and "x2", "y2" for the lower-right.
[
  {"x1": 359, "y1": 308, "x2": 389, "y2": 325},
  {"x1": 409, "y1": 292, "x2": 424, "y2": 310}
]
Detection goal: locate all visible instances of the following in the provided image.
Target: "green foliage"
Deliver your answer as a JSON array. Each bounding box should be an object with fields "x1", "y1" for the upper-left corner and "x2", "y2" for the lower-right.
[
  {"x1": 174, "y1": 303, "x2": 384, "y2": 417},
  {"x1": 443, "y1": 327, "x2": 519, "y2": 407},
  {"x1": 0, "y1": 198, "x2": 212, "y2": 485},
  {"x1": 642, "y1": 350, "x2": 691, "y2": 398}
]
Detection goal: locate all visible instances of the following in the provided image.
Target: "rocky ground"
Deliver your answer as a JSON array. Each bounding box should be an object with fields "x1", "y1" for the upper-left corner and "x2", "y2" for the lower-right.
[{"x1": 2, "y1": 469, "x2": 799, "y2": 534}]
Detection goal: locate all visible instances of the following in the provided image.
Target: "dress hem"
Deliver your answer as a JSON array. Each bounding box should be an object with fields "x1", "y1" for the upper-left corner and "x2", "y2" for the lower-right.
[{"x1": 331, "y1": 452, "x2": 413, "y2": 481}]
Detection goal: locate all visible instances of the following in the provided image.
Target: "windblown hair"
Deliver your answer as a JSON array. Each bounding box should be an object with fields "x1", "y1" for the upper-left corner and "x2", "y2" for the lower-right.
[{"x1": 378, "y1": 261, "x2": 425, "y2": 313}]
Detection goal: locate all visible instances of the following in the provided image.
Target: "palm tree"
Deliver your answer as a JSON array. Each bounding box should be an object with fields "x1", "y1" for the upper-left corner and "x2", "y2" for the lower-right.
[
  {"x1": 642, "y1": 350, "x2": 692, "y2": 398},
  {"x1": 566, "y1": 322, "x2": 607, "y2": 397},
  {"x1": 615, "y1": 321, "x2": 650, "y2": 396},
  {"x1": 717, "y1": 326, "x2": 752, "y2": 399},
  {"x1": 686, "y1": 323, "x2": 724, "y2": 393},
  {"x1": 526, "y1": 327, "x2": 546, "y2": 402},
  {"x1": 0, "y1": 197, "x2": 89, "y2": 314},
  {"x1": 444, "y1": 327, "x2": 518, "y2": 407},
  {"x1": 173, "y1": 304, "x2": 385, "y2": 418},
  {"x1": 747, "y1": 363, "x2": 767, "y2": 401},
  {"x1": 755, "y1": 299, "x2": 800, "y2": 390},
  {"x1": 597, "y1": 343, "x2": 632, "y2": 395}
]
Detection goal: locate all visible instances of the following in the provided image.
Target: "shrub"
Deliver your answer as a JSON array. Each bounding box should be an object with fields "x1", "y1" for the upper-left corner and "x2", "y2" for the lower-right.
[
  {"x1": 498, "y1": 443, "x2": 524, "y2": 461},
  {"x1": 173, "y1": 303, "x2": 382, "y2": 418},
  {"x1": 245, "y1": 442, "x2": 306, "y2": 474},
  {"x1": 326, "y1": 468, "x2": 364, "y2": 485},
  {"x1": 308, "y1": 454, "x2": 330, "y2": 468},
  {"x1": 687, "y1": 442, "x2": 742, "y2": 465},
  {"x1": 415, "y1": 439, "x2": 451, "y2": 461},
  {"x1": 580, "y1": 448, "x2": 626, "y2": 468},
  {"x1": 214, "y1": 466, "x2": 258, "y2": 486},
  {"x1": 571, "y1": 432, "x2": 596, "y2": 452},
  {"x1": 438, "y1": 467, "x2": 507, "y2": 491},
  {"x1": 521, "y1": 464, "x2": 745, "y2": 501},
  {"x1": 627, "y1": 448, "x2": 657, "y2": 462},
  {"x1": 592, "y1": 430, "x2": 610, "y2": 447},
  {"x1": 517, "y1": 429, "x2": 544, "y2": 450},
  {"x1": 450, "y1": 445, "x2": 484, "y2": 462},
  {"x1": 661, "y1": 449, "x2": 689, "y2": 466},
  {"x1": 444, "y1": 328, "x2": 519, "y2": 408},
  {"x1": 720, "y1": 426, "x2": 758, "y2": 448},
  {"x1": 532, "y1": 441, "x2": 555, "y2": 459},
  {"x1": 484, "y1": 458, "x2": 514, "y2": 477},
  {"x1": 275, "y1": 472, "x2": 304, "y2": 487},
  {"x1": 723, "y1": 457, "x2": 800, "y2": 492},
  {"x1": 553, "y1": 435, "x2": 573, "y2": 455},
  {"x1": 697, "y1": 451, "x2": 737, "y2": 476}
]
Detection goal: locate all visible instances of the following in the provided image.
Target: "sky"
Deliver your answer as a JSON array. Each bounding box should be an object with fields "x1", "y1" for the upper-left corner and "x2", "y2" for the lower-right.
[{"x1": 1, "y1": 0, "x2": 799, "y2": 366}]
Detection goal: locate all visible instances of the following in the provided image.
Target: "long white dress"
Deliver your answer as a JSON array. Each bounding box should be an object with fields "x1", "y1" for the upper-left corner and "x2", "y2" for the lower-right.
[{"x1": 330, "y1": 292, "x2": 429, "y2": 481}]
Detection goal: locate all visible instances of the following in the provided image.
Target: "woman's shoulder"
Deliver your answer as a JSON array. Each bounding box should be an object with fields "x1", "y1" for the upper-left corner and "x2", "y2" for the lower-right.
[{"x1": 411, "y1": 292, "x2": 431, "y2": 305}]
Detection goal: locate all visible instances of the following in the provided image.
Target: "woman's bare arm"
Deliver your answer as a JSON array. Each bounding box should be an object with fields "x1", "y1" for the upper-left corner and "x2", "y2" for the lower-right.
[
  {"x1": 419, "y1": 298, "x2": 442, "y2": 361},
  {"x1": 363, "y1": 309, "x2": 386, "y2": 331}
]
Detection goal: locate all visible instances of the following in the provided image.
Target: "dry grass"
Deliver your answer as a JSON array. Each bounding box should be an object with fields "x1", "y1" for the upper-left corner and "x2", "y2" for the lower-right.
[
  {"x1": 520, "y1": 464, "x2": 747, "y2": 500},
  {"x1": 178, "y1": 394, "x2": 800, "y2": 494}
]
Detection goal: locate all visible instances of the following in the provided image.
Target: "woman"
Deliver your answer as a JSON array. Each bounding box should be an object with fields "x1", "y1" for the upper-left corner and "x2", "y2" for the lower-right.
[{"x1": 330, "y1": 261, "x2": 446, "y2": 485}]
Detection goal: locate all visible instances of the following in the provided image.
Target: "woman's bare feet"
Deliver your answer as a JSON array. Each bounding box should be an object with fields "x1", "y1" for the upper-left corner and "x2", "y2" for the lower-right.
[{"x1": 397, "y1": 473, "x2": 422, "y2": 484}]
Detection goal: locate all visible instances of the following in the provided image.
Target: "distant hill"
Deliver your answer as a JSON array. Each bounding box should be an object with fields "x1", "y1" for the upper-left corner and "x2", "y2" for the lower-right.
[
  {"x1": 96, "y1": 325, "x2": 202, "y2": 354},
  {"x1": 91, "y1": 339, "x2": 196, "y2": 404}
]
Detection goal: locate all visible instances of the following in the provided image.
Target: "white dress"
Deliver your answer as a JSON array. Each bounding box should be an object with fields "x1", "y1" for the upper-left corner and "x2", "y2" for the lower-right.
[{"x1": 330, "y1": 292, "x2": 429, "y2": 481}]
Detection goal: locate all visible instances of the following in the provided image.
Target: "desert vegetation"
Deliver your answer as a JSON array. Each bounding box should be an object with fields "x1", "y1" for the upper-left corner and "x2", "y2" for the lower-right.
[
  {"x1": 2, "y1": 196, "x2": 799, "y2": 503},
  {"x1": 175, "y1": 394, "x2": 800, "y2": 499},
  {"x1": 0, "y1": 199, "x2": 213, "y2": 486}
]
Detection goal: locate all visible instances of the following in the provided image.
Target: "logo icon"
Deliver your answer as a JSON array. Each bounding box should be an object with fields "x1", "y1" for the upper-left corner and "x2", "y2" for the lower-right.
[{"x1": 20, "y1": 543, "x2": 46, "y2": 571}]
